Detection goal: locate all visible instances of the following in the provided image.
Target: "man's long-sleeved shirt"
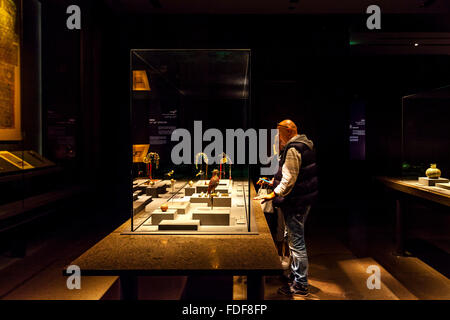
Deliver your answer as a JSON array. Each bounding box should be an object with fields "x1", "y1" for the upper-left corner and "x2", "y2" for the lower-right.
[{"x1": 273, "y1": 137, "x2": 302, "y2": 197}]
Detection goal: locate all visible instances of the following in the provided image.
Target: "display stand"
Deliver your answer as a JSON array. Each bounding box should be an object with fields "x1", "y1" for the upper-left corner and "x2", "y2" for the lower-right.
[
  {"x1": 167, "y1": 201, "x2": 190, "y2": 214},
  {"x1": 148, "y1": 208, "x2": 177, "y2": 225},
  {"x1": 185, "y1": 186, "x2": 196, "y2": 196},
  {"x1": 418, "y1": 177, "x2": 449, "y2": 186},
  {"x1": 192, "y1": 208, "x2": 230, "y2": 226},
  {"x1": 436, "y1": 182, "x2": 450, "y2": 191},
  {"x1": 158, "y1": 220, "x2": 200, "y2": 231},
  {"x1": 133, "y1": 195, "x2": 152, "y2": 214}
]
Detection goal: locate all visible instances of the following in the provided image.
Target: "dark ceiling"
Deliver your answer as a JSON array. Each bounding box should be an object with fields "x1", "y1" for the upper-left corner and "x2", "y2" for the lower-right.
[{"x1": 105, "y1": 0, "x2": 450, "y2": 14}]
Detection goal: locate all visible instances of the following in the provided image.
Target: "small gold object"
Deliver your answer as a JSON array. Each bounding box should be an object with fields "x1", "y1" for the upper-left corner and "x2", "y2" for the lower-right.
[
  {"x1": 166, "y1": 170, "x2": 174, "y2": 177},
  {"x1": 195, "y1": 153, "x2": 209, "y2": 178},
  {"x1": 132, "y1": 144, "x2": 149, "y2": 163},
  {"x1": 188, "y1": 180, "x2": 194, "y2": 187},
  {"x1": 160, "y1": 203, "x2": 169, "y2": 212},
  {"x1": 0, "y1": 151, "x2": 34, "y2": 170},
  {"x1": 143, "y1": 152, "x2": 160, "y2": 169},
  {"x1": 426, "y1": 164, "x2": 441, "y2": 179},
  {"x1": 195, "y1": 152, "x2": 209, "y2": 168},
  {"x1": 219, "y1": 153, "x2": 232, "y2": 179}
]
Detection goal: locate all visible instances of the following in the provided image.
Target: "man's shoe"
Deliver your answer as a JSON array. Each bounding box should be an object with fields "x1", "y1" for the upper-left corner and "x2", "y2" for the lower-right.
[
  {"x1": 277, "y1": 284, "x2": 293, "y2": 296},
  {"x1": 278, "y1": 283, "x2": 309, "y2": 297},
  {"x1": 291, "y1": 283, "x2": 309, "y2": 297}
]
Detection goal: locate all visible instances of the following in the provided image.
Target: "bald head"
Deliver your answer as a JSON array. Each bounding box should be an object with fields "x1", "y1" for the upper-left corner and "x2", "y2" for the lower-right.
[
  {"x1": 278, "y1": 119, "x2": 297, "y2": 132},
  {"x1": 277, "y1": 119, "x2": 298, "y2": 148}
]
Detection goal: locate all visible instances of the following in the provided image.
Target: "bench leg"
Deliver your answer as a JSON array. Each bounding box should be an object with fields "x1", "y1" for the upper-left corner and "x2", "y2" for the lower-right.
[
  {"x1": 247, "y1": 275, "x2": 265, "y2": 300},
  {"x1": 394, "y1": 198, "x2": 405, "y2": 256},
  {"x1": 120, "y1": 275, "x2": 138, "y2": 300}
]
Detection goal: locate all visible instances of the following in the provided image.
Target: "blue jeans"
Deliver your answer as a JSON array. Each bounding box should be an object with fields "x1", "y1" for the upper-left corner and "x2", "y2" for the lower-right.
[{"x1": 283, "y1": 205, "x2": 311, "y2": 286}]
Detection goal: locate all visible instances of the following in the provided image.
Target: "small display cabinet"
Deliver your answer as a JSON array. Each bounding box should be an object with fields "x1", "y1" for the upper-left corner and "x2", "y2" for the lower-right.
[
  {"x1": 401, "y1": 86, "x2": 450, "y2": 189},
  {"x1": 128, "y1": 49, "x2": 255, "y2": 234}
]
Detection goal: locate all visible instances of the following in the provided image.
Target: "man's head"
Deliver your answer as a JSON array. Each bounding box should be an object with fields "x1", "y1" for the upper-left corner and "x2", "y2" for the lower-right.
[{"x1": 277, "y1": 119, "x2": 298, "y2": 148}]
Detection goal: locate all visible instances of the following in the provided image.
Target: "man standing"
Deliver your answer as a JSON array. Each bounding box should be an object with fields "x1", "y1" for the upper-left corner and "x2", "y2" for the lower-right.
[{"x1": 255, "y1": 119, "x2": 318, "y2": 297}]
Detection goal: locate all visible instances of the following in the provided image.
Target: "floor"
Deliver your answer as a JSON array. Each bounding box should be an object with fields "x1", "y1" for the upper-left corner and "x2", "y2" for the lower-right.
[
  {"x1": 233, "y1": 228, "x2": 450, "y2": 300},
  {"x1": 1, "y1": 208, "x2": 449, "y2": 300}
]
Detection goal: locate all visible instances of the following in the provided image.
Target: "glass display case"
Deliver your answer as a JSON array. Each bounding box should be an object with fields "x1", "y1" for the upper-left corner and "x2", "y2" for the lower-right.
[
  {"x1": 128, "y1": 49, "x2": 255, "y2": 234},
  {"x1": 0, "y1": 0, "x2": 56, "y2": 207},
  {"x1": 401, "y1": 85, "x2": 450, "y2": 188},
  {"x1": 0, "y1": 0, "x2": 25, "y2": 199},
  {"x1": 0, "y1": 0, "x2": 71, "y2": 257}
]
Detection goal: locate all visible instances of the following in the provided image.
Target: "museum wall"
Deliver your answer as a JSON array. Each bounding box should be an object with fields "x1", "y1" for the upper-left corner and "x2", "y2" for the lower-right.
[
  {"x1": 97, "y1": 14, "x2": 354, "y2": 217},
  {"x1": 1, "y1": 1, "x2": 448, "y2": 259},
  {"x1": 41, "y1": 0, "x2": 81, "y2": 177},
  {"x1": 1, "y1": 1, "x2": 446, "y2": 230},
  {"x1": 19, "y1": 3, "x2": 445, "y2": 222},
  {"x1": 39, "y1": 0, "x2": 105, "y2": 187},
  {"x1": 91, "y1": 11, "x2": 450, "y2": 221}
]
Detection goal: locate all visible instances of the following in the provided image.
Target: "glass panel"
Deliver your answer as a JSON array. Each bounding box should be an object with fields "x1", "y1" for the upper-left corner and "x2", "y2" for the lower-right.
[
  {"x1": 0, "y1": 0, "x2": 25, "y2": 212},
  {"x1": 130, "y1": 49, "x2": 254, "y2": 234},
  {"x1": 402, "y1": 86, "x2": 450, "y2": 179},
  {"x1": 0, "y1": 1, "x2": 61, "y2": 240}
]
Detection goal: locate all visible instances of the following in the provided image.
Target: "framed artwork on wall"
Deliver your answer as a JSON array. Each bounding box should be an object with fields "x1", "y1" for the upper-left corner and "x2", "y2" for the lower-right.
[{"x1": 0, "y1": 0, "x2": 21, "y2": 141}]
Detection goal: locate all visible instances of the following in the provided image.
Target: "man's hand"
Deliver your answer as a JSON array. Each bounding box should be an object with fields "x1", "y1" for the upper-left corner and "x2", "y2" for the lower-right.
[{"x1": 253, "y1": 191, "x2": 276, "y2": 204}]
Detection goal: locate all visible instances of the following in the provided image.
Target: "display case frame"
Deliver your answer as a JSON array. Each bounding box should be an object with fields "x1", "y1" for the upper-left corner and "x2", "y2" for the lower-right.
[
  {"x1": 401, "y1": 85, "x2": 450, "y2": 180},
  {"x1": 127, "y1": 49, "x2": 256, "y2": 235}
]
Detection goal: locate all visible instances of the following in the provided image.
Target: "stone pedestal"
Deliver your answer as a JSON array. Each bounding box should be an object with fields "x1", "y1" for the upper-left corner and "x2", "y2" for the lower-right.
[
  {"x1": 146, "y1": 209, "x2": 177, "y2": 225},
  {"x1": 168, "y1": 201, "x2": 190, "y2": 214},
  {"x1": 208, "y1": 196, "x2": 232, "y2": 207},
  {"x1": 145, "y1": 182, "x2": 169, "y2": 197},
  {"x1": 196, "y1": 184, "x2": 209, "y2": 193},
  {"x1": 190, "y1": 194, "x2": 232, "y2": 207},
  {"x1": 436, "y1": 182, "x2": 450, "y2": 190},
  {"x1": 418, "y1": 177, "x2": 449, "y2": 186},
  {"x1": 185, "y1": 186, "x2": 196, "y2": 196},
  {"x1": 189, "y1": 194, "x2": 212, "y2": 204},
  {"x1": 133, "y1": 195, "x2": 152, "y2": 214},
  {"x1": 158, "y1": 220, "x2": 200, "y2": 231},
  {"x1": 192, "y1": 208, "x2": 230, "y2": 226}
]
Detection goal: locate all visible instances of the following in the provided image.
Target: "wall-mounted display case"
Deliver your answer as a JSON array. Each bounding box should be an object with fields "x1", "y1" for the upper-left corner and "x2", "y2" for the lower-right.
[
  {"x1": 401, "y1": 86, "x2": 450, "y2": 182},
  {"x1": 0, "y1": 0, "x2": 60, "y2": 209},
  {"x1": 128, "y1": 49, "x2": 255, "y2": 234}
]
